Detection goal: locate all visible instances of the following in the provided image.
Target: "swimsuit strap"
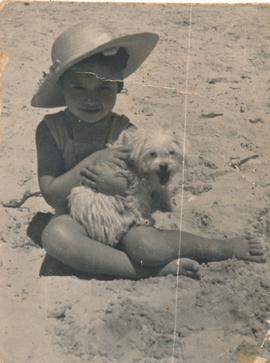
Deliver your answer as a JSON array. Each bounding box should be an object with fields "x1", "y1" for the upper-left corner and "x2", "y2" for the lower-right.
[
  {"x1": 44, "y1": 111, "x2": 131, "y2": 150},
  {"x1": 43, "y1": 110, "x2": 70, "y2": 154}
]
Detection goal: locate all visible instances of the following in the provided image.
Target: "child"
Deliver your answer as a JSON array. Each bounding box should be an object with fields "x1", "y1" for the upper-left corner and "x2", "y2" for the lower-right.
[{"x1": 32, "y1": 23, "x2": 266, "y2": 280}]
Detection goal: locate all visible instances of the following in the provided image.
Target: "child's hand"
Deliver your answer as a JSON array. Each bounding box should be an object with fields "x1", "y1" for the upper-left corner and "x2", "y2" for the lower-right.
[
  {"x1": 80, "y1": 162, "x2": 129, "y2": 196},
  {"x1": 89, "y1": 146, "x2": 131, "y2": 169}
]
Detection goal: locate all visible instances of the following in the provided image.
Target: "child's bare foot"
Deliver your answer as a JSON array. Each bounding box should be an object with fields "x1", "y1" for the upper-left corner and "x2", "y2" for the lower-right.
[
  {"x1": 157, "y1": 258, "x2": 200, "y2": 279},
  {"x1": 222, "y1": 237, "x2": 266, "y2": 263}
]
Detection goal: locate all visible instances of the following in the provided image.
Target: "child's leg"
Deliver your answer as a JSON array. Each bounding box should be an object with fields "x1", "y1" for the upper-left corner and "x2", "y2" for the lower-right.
[
  {"x1": 42, "y1": 214, "x2": 139, "y2": 279},
  {"x1": 122, "y1": 226, "x2": 266, "y2": 266},
  {"x1": 41, "y1": 215, "x2": 200, "y2": 279}
]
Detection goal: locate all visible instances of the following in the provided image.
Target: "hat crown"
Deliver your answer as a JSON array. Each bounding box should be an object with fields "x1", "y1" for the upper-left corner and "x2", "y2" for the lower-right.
[{"x1": 51, "y1": 23, "x2": 114, "y2": 65}]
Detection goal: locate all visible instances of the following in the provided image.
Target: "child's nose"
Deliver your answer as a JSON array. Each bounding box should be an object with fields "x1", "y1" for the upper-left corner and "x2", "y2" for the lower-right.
[
  {"x1": 85, "y1": 98, "x2": 98, "y2": 106},
  {"x1": 84, "y1": 92, "x2": 100, "y2": 105}
]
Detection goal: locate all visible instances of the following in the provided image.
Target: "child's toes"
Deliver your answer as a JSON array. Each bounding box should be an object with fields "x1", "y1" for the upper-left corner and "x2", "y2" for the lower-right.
[
  {"x1": 179, "y1": 258, "x2": 200, "y2": 270},
  {"x1": 179, "y1": 258, "x2": 200, "y2": 279},
  {"x1": 248, "y1": 240, "x2": 265, "y2": 255},
  {"x1": 248, "y1": 254, "x2": 267, "y2": 263},
  {"x1": 157, "y1": 258, "x2": 200, "y2": 279},
  {"x1": 185, "y1": 269, "x2": 201, "y2": 280},
  {"x1": 250, "y1": 248, "x2": 265, "y2": 256}
]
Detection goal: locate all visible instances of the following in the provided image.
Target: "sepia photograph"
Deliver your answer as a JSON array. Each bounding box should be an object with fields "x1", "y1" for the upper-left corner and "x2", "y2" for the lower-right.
[{"x1": 0, "y1": 2, "x2": 270, "y2": 362}]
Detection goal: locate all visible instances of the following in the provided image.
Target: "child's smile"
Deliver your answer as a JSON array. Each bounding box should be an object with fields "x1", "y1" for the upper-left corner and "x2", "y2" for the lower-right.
[{"x1": 61, "y1": 66, "x2": 119, "y2": 123}]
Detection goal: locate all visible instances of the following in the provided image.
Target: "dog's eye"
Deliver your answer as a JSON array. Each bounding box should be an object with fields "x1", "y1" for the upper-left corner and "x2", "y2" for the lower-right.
[
  {"x1": 150, "y1": 152, "x2": 157, "y2": 158},
  {"x1": 169, "y1": 150, "x2": 175, "y2": 155}
]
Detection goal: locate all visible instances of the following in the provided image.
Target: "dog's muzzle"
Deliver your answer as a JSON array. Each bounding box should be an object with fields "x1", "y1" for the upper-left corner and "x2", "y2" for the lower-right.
[{"x1": 157, "y1": 163, "x2": 171, "y2": 185}]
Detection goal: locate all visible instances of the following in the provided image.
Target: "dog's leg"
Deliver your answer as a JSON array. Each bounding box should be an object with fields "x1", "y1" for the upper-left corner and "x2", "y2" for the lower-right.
[
  {"x1": 159, "y1": 189, "x2": 173, "y2": 212},
  {"x1": 125, "y1": 194, "x2": 154, "y2": 227},
  {"x1": 151, "y1": 188, "x2": 172, "y2": 213}
]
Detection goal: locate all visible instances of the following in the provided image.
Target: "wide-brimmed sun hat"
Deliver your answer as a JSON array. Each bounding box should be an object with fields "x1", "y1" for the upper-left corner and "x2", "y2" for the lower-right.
[{"x1": 31, "y1": 23, "x2": 159, "y2": 108}]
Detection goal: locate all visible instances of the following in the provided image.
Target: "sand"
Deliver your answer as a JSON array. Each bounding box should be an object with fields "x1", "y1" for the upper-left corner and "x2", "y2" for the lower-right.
[{"x1": 0, "y1": 2, "x2": 270, "y2": 362}]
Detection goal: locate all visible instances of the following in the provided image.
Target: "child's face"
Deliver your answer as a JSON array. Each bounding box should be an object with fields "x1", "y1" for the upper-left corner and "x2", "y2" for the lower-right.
[{"x1": 61, "y1": 62, "x2": 119, "y2": 123}]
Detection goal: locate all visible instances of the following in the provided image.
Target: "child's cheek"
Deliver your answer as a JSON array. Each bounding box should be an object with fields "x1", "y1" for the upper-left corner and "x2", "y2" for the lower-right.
[{"x1": 68, "y1": 92, "x2": 83, "y2": 105}]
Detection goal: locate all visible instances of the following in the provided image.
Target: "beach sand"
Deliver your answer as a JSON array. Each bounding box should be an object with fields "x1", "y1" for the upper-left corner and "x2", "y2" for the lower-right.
[{"x1": 0, "y1": 2, "x2": 270, "y2": 362}]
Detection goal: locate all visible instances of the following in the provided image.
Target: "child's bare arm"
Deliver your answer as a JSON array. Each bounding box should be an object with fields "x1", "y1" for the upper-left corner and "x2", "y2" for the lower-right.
[
  {"x1": 38, "y1": 167, "x2": 82, "y2": 211},
  {"x1": 39, "y1": 149, "x2": 130, "y2": 211}
]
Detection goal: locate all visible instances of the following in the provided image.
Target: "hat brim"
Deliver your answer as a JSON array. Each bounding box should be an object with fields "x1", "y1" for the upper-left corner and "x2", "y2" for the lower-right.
[{"x1": 31, "y1": 32, "x2": 159, "y2": 108}]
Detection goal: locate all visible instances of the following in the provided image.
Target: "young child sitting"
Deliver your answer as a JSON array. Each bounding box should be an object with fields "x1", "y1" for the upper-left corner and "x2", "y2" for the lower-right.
[{"x1": 32, "y1": 23, "x2": 266, "y2": 280}]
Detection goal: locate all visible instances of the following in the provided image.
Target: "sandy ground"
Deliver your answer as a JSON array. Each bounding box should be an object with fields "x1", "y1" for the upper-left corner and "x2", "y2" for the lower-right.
[{"x1": 0, "y1": 2, "x2": 270, "y2": 362}]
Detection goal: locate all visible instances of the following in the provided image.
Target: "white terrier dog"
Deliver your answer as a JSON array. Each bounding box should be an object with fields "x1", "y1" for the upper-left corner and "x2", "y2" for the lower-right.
[{"x1": 68, "y1": 127, "x2": 183, "y2": 246}]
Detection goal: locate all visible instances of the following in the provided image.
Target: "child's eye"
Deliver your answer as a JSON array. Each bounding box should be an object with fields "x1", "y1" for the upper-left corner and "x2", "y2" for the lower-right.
[{"x1": 169, "y1": 150, "x2": 175, "y2": 155}]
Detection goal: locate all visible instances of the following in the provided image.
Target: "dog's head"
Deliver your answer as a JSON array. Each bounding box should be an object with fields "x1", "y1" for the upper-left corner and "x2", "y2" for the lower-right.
[{"x1": 117, "y1": 127, "x2": 186, "y2": 187}]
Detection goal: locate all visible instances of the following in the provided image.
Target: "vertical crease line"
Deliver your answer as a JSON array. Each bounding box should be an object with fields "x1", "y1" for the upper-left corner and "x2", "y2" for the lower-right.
[{"x1": 171, "y1": 5, "x2": 193, "y2": 363}]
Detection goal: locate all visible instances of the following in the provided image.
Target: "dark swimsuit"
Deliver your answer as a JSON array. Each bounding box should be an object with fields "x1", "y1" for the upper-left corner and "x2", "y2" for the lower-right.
[{"x1": 36, "y1": 109, "x2": 132, "y2": 174}]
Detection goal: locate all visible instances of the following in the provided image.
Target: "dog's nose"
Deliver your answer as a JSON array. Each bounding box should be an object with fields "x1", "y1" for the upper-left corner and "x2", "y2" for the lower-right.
[{"x1": 159, "y1": 163, "x2": 168, "y2": 172}]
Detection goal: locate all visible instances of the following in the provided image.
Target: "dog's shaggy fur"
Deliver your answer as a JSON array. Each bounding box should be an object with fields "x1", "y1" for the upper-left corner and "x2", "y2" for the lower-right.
[{"x1": 68, "y1": 127, "x2": 183, "y2": 246}]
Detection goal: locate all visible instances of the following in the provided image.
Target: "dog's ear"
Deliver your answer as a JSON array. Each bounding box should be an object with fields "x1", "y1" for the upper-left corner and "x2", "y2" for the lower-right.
[
  {"x1": 118, "y1": 130, "x2": 129, "y2": 145},
  {"x1": 115, "y1": 127, "x2": 136, "y2": 147},
  {"x1": 113, "y1": 130, "x2": 130, "y2": 147}
]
